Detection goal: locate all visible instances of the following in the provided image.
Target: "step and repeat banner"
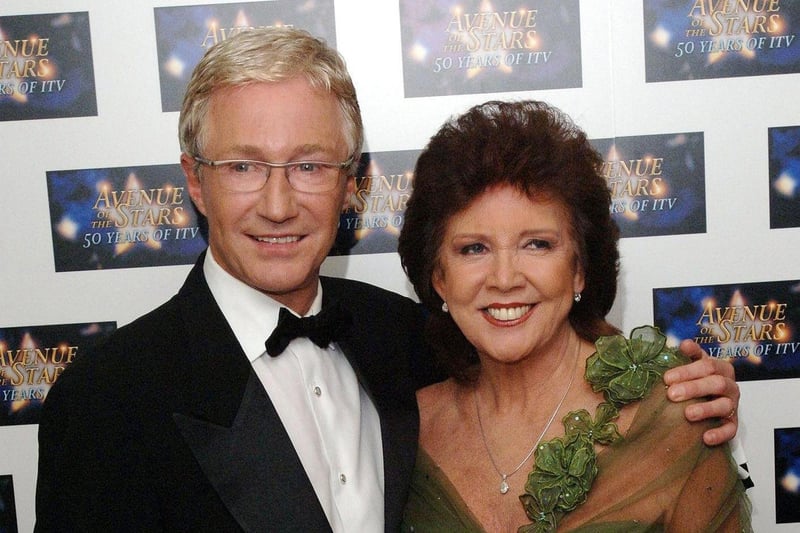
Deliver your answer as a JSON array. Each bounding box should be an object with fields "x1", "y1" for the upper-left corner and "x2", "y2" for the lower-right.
[{"x1": 2, "y1": 0, "x2": 799, "y2": 530}]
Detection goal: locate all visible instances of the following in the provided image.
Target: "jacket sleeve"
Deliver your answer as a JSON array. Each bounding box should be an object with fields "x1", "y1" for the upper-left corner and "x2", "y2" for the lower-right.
[{"x1": 35, "y1": 353, "x2": 162, "y2": 532}]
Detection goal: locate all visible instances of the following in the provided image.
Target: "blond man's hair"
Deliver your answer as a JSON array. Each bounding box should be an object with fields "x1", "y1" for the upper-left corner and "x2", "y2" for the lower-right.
[{"x1": 178, "y1": 26, "x2": 362, "y2": 172}]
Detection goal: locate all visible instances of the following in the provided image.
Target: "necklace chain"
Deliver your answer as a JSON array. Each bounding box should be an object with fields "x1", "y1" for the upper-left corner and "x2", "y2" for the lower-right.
[{"x1": 474, "y1": 339, "x2": 579, "y2": 495}]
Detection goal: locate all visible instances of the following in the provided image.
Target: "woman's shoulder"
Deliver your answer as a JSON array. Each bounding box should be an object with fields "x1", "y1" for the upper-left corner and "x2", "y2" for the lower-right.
[
  {"x1": 622, "y1": 378, "x2": 714, "y2": 445},
  {"x1": 416, "y1": 379, "x2": 467, "y2": 443},
  {"x1": 417, "y1": 379, "x2": 458, "y2": 417}
]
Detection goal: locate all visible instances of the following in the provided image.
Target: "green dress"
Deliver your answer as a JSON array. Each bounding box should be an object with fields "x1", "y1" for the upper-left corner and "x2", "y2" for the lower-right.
[{"x1": 401, "y1": 382, "x2": 751, "y2": 532}]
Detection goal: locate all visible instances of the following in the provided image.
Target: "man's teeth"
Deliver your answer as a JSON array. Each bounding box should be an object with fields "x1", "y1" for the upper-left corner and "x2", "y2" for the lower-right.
[
  {"x1": 256, "y1": 236, "x2": 300, "y2": 244},
  {"x1": 487, "y1": 305, "x2": 531, "y2": 321}
]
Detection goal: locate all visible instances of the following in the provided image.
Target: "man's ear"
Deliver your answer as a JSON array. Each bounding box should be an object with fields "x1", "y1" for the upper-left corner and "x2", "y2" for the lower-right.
[{"x1": 181, "y1": 153, "x2": 207, "y2": 216}]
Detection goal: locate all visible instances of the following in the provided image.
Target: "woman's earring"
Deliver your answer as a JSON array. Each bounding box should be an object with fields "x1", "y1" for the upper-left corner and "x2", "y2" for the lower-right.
[
  {"x1": 574, "y1": 293, "x2": 582, "y2": 303},
  {"x1": 441, "y1": 302, "x2": 449, "y2": 313}
]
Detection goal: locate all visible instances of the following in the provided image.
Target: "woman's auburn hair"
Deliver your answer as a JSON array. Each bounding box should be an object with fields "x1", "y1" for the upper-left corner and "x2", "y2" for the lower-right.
[{"x1": 398, "y1": 100, "x2": 621, "y2": 382}]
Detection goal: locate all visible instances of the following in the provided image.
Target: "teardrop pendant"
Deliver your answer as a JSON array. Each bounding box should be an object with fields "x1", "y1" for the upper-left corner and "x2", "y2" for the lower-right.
[{"x1": 499, "y1": 476, "x2": 509, "y2": 494}]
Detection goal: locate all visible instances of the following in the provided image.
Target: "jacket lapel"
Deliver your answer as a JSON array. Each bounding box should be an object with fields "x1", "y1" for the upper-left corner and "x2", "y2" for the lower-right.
[
  {"x1": 171, "y1": 258, "x2": 331, "y2": 532},
  {"x1": 173, "y1": 373, "x2": 330, "y2": 532},
  {"x1": 321, "y1": 277, "x2": 421, "y2": 531}
]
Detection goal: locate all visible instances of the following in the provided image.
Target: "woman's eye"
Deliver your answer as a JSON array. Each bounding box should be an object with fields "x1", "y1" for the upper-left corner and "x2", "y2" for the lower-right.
[
  {"x1": 460, "y1": 243, "x2": 486, "y2": 255},
  {"x1": 527, "y1": 239, "x2": 551, "y2": 250}
]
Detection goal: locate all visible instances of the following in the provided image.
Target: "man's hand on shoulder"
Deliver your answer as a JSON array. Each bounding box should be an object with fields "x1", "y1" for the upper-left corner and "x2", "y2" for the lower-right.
[{"x1": 664, "y1": 339, "x2": 739, "y2": 446}]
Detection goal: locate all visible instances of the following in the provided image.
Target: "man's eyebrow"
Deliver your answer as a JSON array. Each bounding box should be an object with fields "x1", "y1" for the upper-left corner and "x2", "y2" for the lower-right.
[{"x1": 221, "y1": 143, "x2": 338, "y2": 160}]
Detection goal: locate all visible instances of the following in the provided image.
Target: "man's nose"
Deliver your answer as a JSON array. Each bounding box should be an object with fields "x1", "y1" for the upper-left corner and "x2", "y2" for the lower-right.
[{"x1": 256, "y1": 167, "x2": 299, "y2": 221}]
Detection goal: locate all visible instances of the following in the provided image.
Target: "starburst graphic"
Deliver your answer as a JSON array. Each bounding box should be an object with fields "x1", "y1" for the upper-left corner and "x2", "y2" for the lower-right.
[
  {"x1": 700, "y1": 290, "x2": 789, "y2": 364},
  {"x1": 655, "y1": 280, "x2": 800, "y2": 382},
  {"x1": 644, "y1": 2, "x2": 800, "y2": 82},
  {"x1": 0, "y1": 323, "x2": 115, "y2": 425}
]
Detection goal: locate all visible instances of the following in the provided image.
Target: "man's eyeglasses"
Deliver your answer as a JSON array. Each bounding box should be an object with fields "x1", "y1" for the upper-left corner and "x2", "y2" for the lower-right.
[{"x1": 192, "y1": 154, "x2": 353, "y2": 193}]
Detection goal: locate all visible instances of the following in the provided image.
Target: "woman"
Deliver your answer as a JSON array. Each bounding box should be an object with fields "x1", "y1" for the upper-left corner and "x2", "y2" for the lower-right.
[{"x1": 398, "y1": 101, "x2": 750, "y2": 531}]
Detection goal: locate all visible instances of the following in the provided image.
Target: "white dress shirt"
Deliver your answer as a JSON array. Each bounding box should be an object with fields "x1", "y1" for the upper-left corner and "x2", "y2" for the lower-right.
[{"x1": 203, "y1": 250, "x2": 384, "y2": 532}]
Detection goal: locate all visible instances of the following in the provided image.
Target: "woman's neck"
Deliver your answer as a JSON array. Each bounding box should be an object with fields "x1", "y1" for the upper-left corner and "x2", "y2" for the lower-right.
[{"x1": 472, "y1": 328, "x2": 593, "y2": 416}]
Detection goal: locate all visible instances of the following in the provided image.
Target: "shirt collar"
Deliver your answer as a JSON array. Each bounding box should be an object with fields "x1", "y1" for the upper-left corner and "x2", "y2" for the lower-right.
[{"x1": 203, "y1": 248, "x2": 323, "y2": 363}]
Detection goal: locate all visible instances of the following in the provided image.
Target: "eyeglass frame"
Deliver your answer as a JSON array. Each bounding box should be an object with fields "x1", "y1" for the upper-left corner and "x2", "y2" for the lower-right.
[{"x1": 191, "y1": 153, "x2": 355, "y2": 193}]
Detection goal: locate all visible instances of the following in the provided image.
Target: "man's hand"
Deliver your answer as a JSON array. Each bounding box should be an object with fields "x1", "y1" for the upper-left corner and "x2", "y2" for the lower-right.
[{"x1": 664, "y1": 339, "x2": 739, "y2": 446}]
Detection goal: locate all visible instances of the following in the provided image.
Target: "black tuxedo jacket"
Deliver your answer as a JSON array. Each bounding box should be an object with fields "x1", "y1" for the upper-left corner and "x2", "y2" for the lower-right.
[{"x1": 35, "y1": 256, "x2": 437, "y2": 532}]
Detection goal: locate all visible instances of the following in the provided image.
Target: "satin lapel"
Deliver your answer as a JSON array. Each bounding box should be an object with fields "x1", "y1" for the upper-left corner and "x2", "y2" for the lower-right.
[
  {"x1": 172, "y1": 258, "x2": 331, "y2": 532},
  {"x1": 320, "y1": 281, "x2": 375, "y2": 400},
  {"x1": 173, "y1": 373, "x2": 330, "y2": 532},
  {"x1": 321, "y1": 277, "x2": 420, "y2": 531}
]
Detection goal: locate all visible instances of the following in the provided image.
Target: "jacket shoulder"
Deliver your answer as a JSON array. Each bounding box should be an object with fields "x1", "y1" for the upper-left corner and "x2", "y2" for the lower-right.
[{"x1": 321, "y1": 276, "x2": 420, "y2": 312}]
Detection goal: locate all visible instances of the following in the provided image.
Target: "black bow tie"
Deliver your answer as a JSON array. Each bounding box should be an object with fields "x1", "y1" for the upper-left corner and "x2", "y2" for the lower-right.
[{"x1": 265, "y1": 302, "x2": 352, "y2": 357}]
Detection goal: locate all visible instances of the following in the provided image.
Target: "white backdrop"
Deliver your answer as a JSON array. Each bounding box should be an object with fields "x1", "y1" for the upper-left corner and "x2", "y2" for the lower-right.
[{"x1": 1, "y1": 0, "x2": 799, "y2": 531}]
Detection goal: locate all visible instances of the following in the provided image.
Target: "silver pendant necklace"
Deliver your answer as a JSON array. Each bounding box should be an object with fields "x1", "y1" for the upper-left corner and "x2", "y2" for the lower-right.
[{"x1": 474, "y1": 339, "x2": 579, "y2": 494}]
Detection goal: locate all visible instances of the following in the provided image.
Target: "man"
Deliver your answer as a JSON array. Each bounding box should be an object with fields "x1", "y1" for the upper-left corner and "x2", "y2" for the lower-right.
[{"x1": 35, "y1": 27, "x2": 740, "y2": 532}]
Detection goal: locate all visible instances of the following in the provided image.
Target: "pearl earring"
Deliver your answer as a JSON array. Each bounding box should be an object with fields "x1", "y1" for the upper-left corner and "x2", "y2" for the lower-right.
[
  {"x1": 574, "y1": 293, "x2": 582, "y2": 302},
  {"x1": 442, "y1": 302, "x2": 449, "y2": 313}
]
